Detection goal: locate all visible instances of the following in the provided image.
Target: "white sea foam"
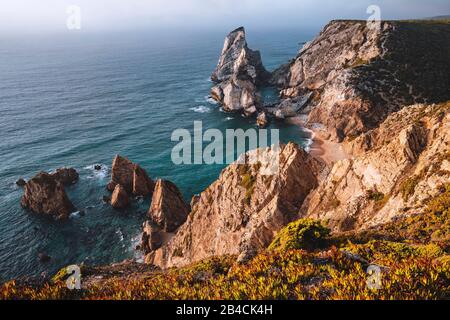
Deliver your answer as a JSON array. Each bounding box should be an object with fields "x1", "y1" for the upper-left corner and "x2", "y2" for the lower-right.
[
  {"x1": 225, "y1": 117, "x2": 234, "y2": 121},
  {"x1": 190, "y1": 105, "x2": 211, "y2": 113},
  {"x1": 205, "y1": 96, "x2": 218, "y2": 105},
  {"x1": 302, "y1": 127, "x2": 314, "y2": 153},
  {"x1": 84, "y1": 164, "x2": 109, "y2": 180},
  {"x1": 70, "y1": 211, "x2": 80, "y2": 219},
  {"x1": 116, "y1": 228, "x2": 124, "y2": 242},
  {"x1": 131, "y1": 233, "x2": 144, "y2": 263}
]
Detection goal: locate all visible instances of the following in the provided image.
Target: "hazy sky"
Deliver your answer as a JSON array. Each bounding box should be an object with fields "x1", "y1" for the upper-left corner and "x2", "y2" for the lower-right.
[{"x1": 1, "y1": 0, "x2": 449, "y2": 34}]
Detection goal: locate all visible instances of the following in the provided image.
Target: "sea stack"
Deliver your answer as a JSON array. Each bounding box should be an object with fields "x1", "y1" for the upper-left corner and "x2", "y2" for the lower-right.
[
  {"x1": 107, "y1": 155, "x2": 155, "y2": 200},
  {"x1": 20, "y1": 171, "x2": 76, "y2": 220},
  {"x1": 210, "y1": 27, "x2": 270, "y2": 116},
  {"x1": 148, "y1": 179, "x2": 190, "y2": 233}
]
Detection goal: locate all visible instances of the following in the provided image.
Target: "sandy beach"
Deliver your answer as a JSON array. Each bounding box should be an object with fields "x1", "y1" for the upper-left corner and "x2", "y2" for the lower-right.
[{"x1": 287, "y1": 116, "x2": 349, "y2": 165}]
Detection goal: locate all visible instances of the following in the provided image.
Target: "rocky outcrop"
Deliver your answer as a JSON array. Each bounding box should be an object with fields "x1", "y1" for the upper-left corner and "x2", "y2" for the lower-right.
[
  {"x1": 211, "y1": 27, "x2": 270, "y2": 116},
  {"x1": 107, "y1": 155, "x2": 155, "y2": 198},
  {"x1": 148, "y1": 143, "x2": 324, "y2": 268},
  {"x1": 140, "y1": 221, "x2": 163, "y2": 254},
  {"x1": 52, "y1": 168, "x2": 79, "y2": 185},
  {"x1": 256, "y1": 111, "x2": 269, "y2": 128},
  {"x1": 148, "y1": 179, "x2": 190, "y2": 233},
  {"x1": 301, "y1": 102, "x2": 450, "y2": 231},
  {"x1": 271, "y1": 20, "x2": 450, "y2": 141},
  {"x1": 111, "y1": 184, "x2": 130, "y2": 209},
  {"x1": 16, "y1": 178, "x2": 26, "y2": 187},
  {"x1": 20, "y1": 172, "x2": 76, "y2": 220}
]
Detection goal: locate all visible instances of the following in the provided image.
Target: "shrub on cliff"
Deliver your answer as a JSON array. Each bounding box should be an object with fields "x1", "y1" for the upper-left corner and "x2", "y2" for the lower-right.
[{"x1": 268, "y1": 219, "x2": 330, "y2": 251}]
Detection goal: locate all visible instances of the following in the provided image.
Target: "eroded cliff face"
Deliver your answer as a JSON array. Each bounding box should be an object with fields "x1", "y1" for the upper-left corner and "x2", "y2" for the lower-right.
[
  {"x1": 140, "y1": 22, "x2": 449, "y2": 269},
  {"x1": 146, "y1": 143, "x2": 324, "y2": 268},
  {"x1": 211, "y1": 27, "x2": 270, "y2": 116},
  {"x1": 301, "y1": 102, "x2": 450, "y2": 231},
  {"x1": 271, "y1": 20, "x2": 450, "y2": 141}
]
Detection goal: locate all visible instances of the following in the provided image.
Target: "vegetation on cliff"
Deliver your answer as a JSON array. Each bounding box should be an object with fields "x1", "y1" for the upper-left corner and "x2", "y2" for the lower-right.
[{"x1": 2, "y1": 188, "x2": 448, "y2": 300}]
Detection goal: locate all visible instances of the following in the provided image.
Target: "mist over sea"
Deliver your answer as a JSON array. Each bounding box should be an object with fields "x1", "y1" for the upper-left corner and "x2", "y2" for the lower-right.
[{"x1": 0, "y1": 28, "x2": 316, "y2": 280}]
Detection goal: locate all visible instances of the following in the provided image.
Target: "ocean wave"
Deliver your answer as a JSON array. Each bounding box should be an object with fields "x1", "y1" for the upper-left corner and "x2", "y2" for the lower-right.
[
  {"x1": 302, "y1": 127, "x2": 314, "y2": 153},
  {"x1": 69, "y1": 211, "x2": 81, "y2": 219},
  {"x1": 116, "y1": 228, "x2": 124, "y2": 242},
  {"x1": 205, "y1": 96, "x2": 218, "y2": 105},
  {"x1": 84, "y1": 164, "x2": 109, "y2": 180},
  {"x1": 225, "y1": 117, "x2": 234, "y2": 121},
  {"x1": 190, "y1": 105, "x2": 211, "y2": 113},
  {"x1": 131, "y1": 233, "x2": 144, "y2": 263}
]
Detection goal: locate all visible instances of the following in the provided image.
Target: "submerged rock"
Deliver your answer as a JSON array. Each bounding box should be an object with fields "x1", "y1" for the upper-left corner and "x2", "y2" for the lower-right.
[
  {"x1": 20, "y1": 172, "x2": 76, "y2": 220},
  {"x1": 16, "y1": 178, "x2": 26, "y2": 187},
  {"x1": 111, "y1": 184, "x2": 130, "y2": 209},
  {"x1": 38, "y1": 252, "x2": 51, "y2": 263},
  {"x1": 148, "y1": 179, "x2": 190, "y2": 233}
]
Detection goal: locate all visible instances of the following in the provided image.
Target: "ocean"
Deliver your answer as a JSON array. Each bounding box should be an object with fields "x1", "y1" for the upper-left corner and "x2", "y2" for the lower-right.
[{"x1": 0, "y1": 28, "x2": 316, "y2": 280}]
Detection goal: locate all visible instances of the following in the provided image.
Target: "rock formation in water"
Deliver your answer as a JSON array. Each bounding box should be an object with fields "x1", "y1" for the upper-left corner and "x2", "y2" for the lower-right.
[
  {"x1": 111, "y1": 184, "x2": 130, "y2": 209},
  {"x1": 147, "y1": 143, "x2": 324, "y2": 268},
  {"x1": 210, "y1": 27, "x2": 270, "y2": 116},
  {"x1": 107, "y1": 155, "x2": 155, "y2": 201},
  {"x1": 148, "y1": 179, "x2": 190, "y2": 233},
  {"x1": 20, "y1": 171, "x2": 76, "y2": 220},
  {"x1": 270, "y1": 20, "x2": 450, "y2": 141},
  {"x1": 52, "y1": 168, "x2": 79, "y2": 185}
]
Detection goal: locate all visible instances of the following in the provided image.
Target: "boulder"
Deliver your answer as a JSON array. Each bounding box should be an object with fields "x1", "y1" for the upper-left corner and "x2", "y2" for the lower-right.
[
  {"x1": 148, "y1": 179, "x2": 190, "y2": 232},
  {"x1": 20, "y1": 172, "x2": 76, "y2": 220},
  {"x1": 111, "y1": 184, "x2": 130, "y2": 209}
]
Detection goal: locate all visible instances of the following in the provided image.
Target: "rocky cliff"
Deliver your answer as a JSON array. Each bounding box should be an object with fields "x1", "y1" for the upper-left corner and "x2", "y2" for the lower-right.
[
  {"x1": 301, "y1": 101, "x2": 449, "y2": 231},
  {"x1": 145, "y1": 20, "x2": 450, "y2": 269},
  {"x1": 7, "y1": 20, "x2": 450, "y2": 300},
  {"x1": 271, "y1": 20, "x2": 450, "y2": 140},
  {"x1": 147, "y1": 143, "x2": 324, "y2": 268}
]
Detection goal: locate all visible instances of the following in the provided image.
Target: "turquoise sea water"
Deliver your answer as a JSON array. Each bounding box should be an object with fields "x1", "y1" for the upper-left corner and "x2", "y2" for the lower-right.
[{"x1": 0, "y1": 29, "x2": 315, "y2": 280}]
